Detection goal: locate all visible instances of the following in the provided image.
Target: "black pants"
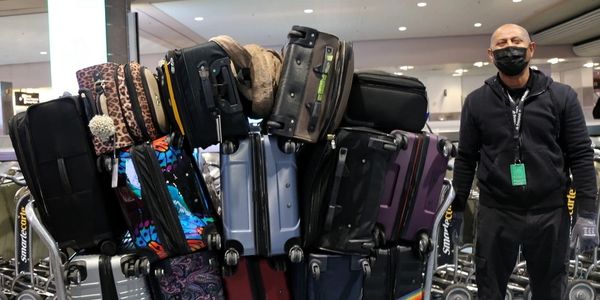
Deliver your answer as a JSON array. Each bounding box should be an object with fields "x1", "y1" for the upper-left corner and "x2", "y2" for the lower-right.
[{"x1": 475, "y1": 204, "x2": 570, "y2": 300}]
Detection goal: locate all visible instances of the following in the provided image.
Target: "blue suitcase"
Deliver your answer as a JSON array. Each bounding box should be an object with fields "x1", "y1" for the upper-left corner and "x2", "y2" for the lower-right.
[{"x1": 220, "y1": 133, "x2": 303, "y2": 265}]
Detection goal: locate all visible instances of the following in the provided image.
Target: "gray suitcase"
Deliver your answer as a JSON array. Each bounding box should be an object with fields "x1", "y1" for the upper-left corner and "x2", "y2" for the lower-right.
[
  {"x1": 220, "y1": 133, "x2": 303, "y2": 266},
  {"x1": 66, "y1": 254, "x2": 151, "y2": 299}
]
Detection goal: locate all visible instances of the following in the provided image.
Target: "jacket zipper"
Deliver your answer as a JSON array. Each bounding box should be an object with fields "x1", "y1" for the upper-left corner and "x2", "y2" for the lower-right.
[
  {"x1": 130, "y1": 144, "x2": 188, "y2": 255},
  {"x1": 125, "y1": 63, "x2": 151, "y2": 141},
  {"x1": 252, "y1": 133, "x2": 271, "y2": 256},
  {"x1": 99, "y1": 255, "x2": 118, "y2": 300}
]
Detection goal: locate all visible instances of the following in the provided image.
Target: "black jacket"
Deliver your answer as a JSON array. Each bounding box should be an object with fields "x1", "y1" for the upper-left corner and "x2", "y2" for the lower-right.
[{"x1": 453, "y1": 69, "x2": 597, "y2": 214}]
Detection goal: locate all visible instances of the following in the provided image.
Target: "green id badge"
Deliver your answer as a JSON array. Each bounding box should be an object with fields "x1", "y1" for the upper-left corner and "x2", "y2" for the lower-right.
[{"x1": 510, "y1": 163, "x2": 527, "y2": 186}]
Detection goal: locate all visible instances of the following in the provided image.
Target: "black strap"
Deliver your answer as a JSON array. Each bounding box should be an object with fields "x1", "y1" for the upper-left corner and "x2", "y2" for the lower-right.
[
  {"x1": 324, "y1": 147, "x2": 347, "y2": 231},
  {"x1": 198, "y1": 61, "x2": 217, "y2": 112},
  {"x1": 507, "y1": 90, "x2": 529, "y2": 162}
]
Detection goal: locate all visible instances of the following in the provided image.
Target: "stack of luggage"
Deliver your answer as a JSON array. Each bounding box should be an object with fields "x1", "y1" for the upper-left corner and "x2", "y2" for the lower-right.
[{"x1": 3, "y1": 24, "x2": 455, "y2": 300}]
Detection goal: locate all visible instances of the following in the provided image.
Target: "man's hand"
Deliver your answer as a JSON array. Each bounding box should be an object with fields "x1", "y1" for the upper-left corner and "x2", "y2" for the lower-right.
[
  {"x1": 452, "y1": 211, "x2": 465, "y2": 246},
  {"x1": 570, "y1": 216, "x2": 599, "y2": 252}
]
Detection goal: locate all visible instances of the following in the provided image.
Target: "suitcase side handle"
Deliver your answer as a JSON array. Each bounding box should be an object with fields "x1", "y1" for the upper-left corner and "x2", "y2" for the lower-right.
[{"x1": 323, "y1": 147, "x2": 347, "y2": 231}]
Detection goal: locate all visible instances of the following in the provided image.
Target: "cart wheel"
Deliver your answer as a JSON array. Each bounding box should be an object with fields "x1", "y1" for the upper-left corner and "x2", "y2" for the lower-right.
[
  {"x1": 67, "y1": 265, "x2": 83, "y2": 284},
  {"x1": 222, "y1": 141, "x2": 236, "y2": 155},
  {"x1": 224, "y1": 249, "x2": 239, "y2": 266},
  {"x1": 361, "y1": 260, "x2": 371, "y2": 279},
  {"x1": 283, "y1": 140, "x2": 297, "y2": 154},
  {"x1": 15, "y1": 289, "x2": 43, "y2": 300},
  {"x1": 442, "y1": 284, "x2": 472, "y2": 300},
  {"x1": 504, "y1": 289, "x2": 513, "y2": 300},
  {"x1": 208, "y1": 233, "x2": 222, "y2": 251},
  {"x1": 523, "y1": 285, "x2": 532, "y2": 300},
  {"x1": 288, "y1": 246, "x2": 304, "y2": 263},
  {"x1": 567, "y1": 279, "x2": 595, "y2": 300},
  {"x1": 310, "y1": 261, "x2": 320, "y2": 280}
]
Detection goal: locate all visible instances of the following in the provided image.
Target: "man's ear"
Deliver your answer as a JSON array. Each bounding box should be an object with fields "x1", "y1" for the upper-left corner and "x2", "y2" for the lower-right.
[
  {"x1": 528, "y1": 42, "x2": 536, "y2": 57},
  {"x1": 487, "y1": 48, "x2": 494, "y2": 63}
]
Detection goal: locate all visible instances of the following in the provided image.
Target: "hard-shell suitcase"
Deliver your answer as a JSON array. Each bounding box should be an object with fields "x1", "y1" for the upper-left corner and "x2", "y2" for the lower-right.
[
  {"x1": 8, "y1": 96, "x2": 124, "y2": 253},
  {"x1": 66, "y1": 254, "x2": 151, "y2": 299},
  {"x1": 267, "y1": 26, "x2": 354, "y2": 143},
  {"x1": 161, "y1": 42, "x2": 249, "y2": 149},
  {"x1": 363, "y1": 246, "x2": 425, "y2": 300},
  {"x1": 298, "y1": 127, "x2": 399, "y2": 255},
  {"x1": 151, "y1": 251, "x2": 225, "y2": 300},
  {"x1": 289, "y1": 253, "x2": 369, "y2": 300},
  {"x1": 115, "y1": 135, "x2": 221, "y2": 260},
  {"x1": 220, "y1": 133, "x2": 302, "y2": 265},
  {"x1": 223, "y1": 257, "x2": 290, "y2": 300},
  {"x1": 343, "y1": 71, "x2": 428, "y2": 133},
  {"x1": 377, "y1": 130, "x2": 453, "y2": 245}
]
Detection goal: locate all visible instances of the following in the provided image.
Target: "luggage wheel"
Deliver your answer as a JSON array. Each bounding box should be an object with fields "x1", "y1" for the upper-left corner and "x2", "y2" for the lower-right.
[
  {"x1": 222, "y1": 141, "x2": 236, "y2": 155},
  {"x1": 361, "y1": 260, "x2": 371, "y2": 279},
  {"x1": 310, "y1": 261, "x2": 320, "y2": 280},
  {"x1": 283, "y1": 140, "x2": 297, "y2": 154},
  {"x1": 224, "y1": 249, "x2": 239, "y2": 266},
  {"x1": 442, "y1": 284, "x2": 472, "y2": 300},
  {"x1": 567, "y1": 279, "x2": 595, "y2": 300},
  {"x1": 418, "y1": 232, "x2": 432, "y2": 255},
  {"x1": 66, "y1": 265, "x2": 83, "y2": 284},
  {"x1": 15, "y1": 289, "x2": 43, "y2": 300},
  {"x1": 288, "y1": 246, "x2": 304, "y2": 263},
  {"x1": 208, "y1": 233, "x2": 222, "y2": 251}
]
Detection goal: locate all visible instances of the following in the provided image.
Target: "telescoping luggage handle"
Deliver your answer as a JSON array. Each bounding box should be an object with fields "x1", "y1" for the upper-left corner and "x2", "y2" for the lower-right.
[
  {"x1": 307, "y1": 46, "x2": 334, "y2": 133},
  {"x1": 197, "y1": 57, "x2": 243, "y2": 143}
]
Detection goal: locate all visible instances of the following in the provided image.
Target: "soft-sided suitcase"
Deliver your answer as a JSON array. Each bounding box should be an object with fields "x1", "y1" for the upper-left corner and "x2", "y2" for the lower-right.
[
  {"x1": 115, "y1": 135, "x2": 221, "y2": 260},
  {"x1": 151, "y1": 251, "x2": 225, "y2": 300},
  {"x1": 161, "y1": 42, "x2": 249, "y2": 149},
  {"x1": 343, "y1": 71, "x2": 428, "y2": 133},
  {"x1": 363, "y1": 246, "x2": 425, "y2": 300},
  {"x1": 223, "y1": 257, "x2": 290, "y2": 300},
  {"x1": 8, "y1": 96, "x2": 124, "y2": 253},
  {"x1": 267, "y1": 26, "x2": 354, "y2": 143},
  {"x1": 298, "y1": 127, "x2": 399, "y2": 254},
  {"x1": 220, "y1": 133, "x2": 302, "y2": 265},
  {"x1": 65, "y1": 254, "x2": 151, "y2": 299},
  {"x1": 289, "y1": 253, "x2": 368, "y2": 300},
  {"x1": 377, "y1": 130, "x2": 453, "y2": 245}
]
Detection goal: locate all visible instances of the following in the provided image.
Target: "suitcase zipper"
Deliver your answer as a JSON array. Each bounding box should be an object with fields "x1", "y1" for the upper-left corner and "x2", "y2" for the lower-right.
[
  {"x1": 113, "y1": 67, "x2": 138, "y2": 140},
  {"x1": 322, "y1": 42, "x2": 347, "y2": 136},
  {"x1": 99, "y1": 255, "x2": 118, "y2": 299},
  {"x1": 125, "y1": 63, "x2": 151, "y2": 141},
  {"x1": 130, "y1": 144, "x2": 188, "y2": 255},
  {"x1": 163, "y1": 55, "x2": 186, "y2": 136},
  {"x1": 252, "y1": 133, "x2": 271, "y2": 256},
  {"x1": 393, "y1": 135, "x2": 422, "y2": 240},
  {"x1": 247, "y1": 258, "x2": 265, "y2": 300},
  {"x1": 140, "y1": 66, "x2": 163, "y2": 134}
]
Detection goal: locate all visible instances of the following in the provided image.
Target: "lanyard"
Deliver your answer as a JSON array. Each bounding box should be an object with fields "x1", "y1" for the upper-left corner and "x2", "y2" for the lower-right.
[{"x1": 508, "y1": 89, "x2": 529, "y2": 162}]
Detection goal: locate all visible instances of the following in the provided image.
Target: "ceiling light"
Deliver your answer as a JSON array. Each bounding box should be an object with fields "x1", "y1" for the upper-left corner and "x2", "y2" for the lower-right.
[
  {"x1": 547, "y1": 58, "x2": 560, "y2": 64},
  {"x1": 194, "y1": 16, "x2": 204, "y2": 21},
  {"x1": 454, "y1": 69, "x2": 468, "y2": 74},
  {"x1": 417, "y1": 2, "x2": 427, "y2": 7},
  {"x1": 304, "y1": 8, "x2": 314, "y2": 14},
  {"x1": 595, "y1": 66, "x2": 600, "y2": 70},
  {"x1": 512, "y1": 0, "x2": 522, "y2": 2},
  {"x1": 484, "y1": 62, "x2": 489, "y2": 65},
  {"x1": 558, "y1": 58, "x2": 566, "y2": 62},
  {"x1": 394, "y1": 72, "x2": 404, "y2": 76},
  {"x1": 398, "y1": 26, "x2": 407, "y2": 31},
  {"x1": 531, "y1": 66, "x2": 538, "y2": 70},
  {"x1": 474, "y1": 62, "x2": 484, "y2": 67},
  {"x1": 452, "y1": 73, "x2": 462, "y2": 77},
  {"x1": 474, "y1": 23, "x2": 482, "y2": 28},
  {"x1": 584, "y1": 62, "x2": 595, "y2": 68},
  {"x1": 40, "y1": 51, "x2": 47, "y2": 55},
  {"x1": 399, "y1": 65, "x2": 414, "y2": 71}
]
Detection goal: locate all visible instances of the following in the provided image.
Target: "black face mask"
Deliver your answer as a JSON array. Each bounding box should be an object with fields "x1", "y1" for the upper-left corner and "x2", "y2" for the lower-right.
[{"x1": 493, "y1": 46, "x2": 529, "y2": 76}]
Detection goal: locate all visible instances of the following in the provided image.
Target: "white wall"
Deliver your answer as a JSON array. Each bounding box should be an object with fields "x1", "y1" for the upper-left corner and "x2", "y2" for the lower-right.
[{"x1": 421, "y1": 75, "x2": 462, "y2": 114}]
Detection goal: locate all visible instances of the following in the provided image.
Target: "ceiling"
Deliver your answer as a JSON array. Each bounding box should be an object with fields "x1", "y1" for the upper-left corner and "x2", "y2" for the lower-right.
[{"x1": 0, "y1": 0, "x2": 598, "y2": 69}]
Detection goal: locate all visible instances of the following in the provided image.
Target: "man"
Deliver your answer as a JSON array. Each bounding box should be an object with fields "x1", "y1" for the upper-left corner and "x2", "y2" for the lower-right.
[{"x1": 452, "y1": 23, "x2": 599, "y2": 299}]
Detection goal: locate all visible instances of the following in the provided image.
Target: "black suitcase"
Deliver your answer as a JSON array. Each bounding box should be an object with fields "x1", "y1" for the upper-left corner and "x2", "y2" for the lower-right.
[
  {"x1": 162, "y1": 42, "x2": 249, "y2": 149},
  {"x1": 267, "y1": 26, "x2": 354, "y2": 144},
  {"x1": 8, "y1": 95, "x2": 125, "y2": 253},
  {"x1": 363, "y1": 246, "x2": 425, "y2": 300},
  {"x1": 298, "y1": 127, "x2": 399, "y2": 255},
  {"x1": 343, "y1": 71, "x2": 428, "y2": 132}
]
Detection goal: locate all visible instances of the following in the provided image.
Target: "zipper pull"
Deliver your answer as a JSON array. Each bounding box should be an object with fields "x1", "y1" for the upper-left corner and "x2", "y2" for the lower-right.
[
  {"x1": 111, "y1": 147, "x2": 119, "y2": 188},
  {"x1": 169, "y1": 57, "x2": 175, "y2": 74},
  {"x1": 327, "y1": 134, "x2": 336, "y2": 149}
]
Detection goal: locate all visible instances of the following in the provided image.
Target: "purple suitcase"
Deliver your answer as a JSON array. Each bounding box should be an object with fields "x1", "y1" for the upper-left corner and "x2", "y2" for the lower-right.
[{"x1": 377, "y1": 130, "x2": 454, "y2": 244}]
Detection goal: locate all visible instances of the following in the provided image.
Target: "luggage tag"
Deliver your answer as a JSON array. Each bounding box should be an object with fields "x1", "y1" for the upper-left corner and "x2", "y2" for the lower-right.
[{"x1": 510, "y1": 161, "x2": 526, "y2": 186}]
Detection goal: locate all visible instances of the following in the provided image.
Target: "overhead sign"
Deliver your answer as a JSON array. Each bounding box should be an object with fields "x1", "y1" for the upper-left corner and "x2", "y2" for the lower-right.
[{"x1": 15, "y1": 92, "x2": 39, "y2": 106}]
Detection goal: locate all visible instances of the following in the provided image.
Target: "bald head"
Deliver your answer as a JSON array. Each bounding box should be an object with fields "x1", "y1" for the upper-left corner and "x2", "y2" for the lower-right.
[{"x1": 490, "y1": 24, "x2": 531, "y2": 48}]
